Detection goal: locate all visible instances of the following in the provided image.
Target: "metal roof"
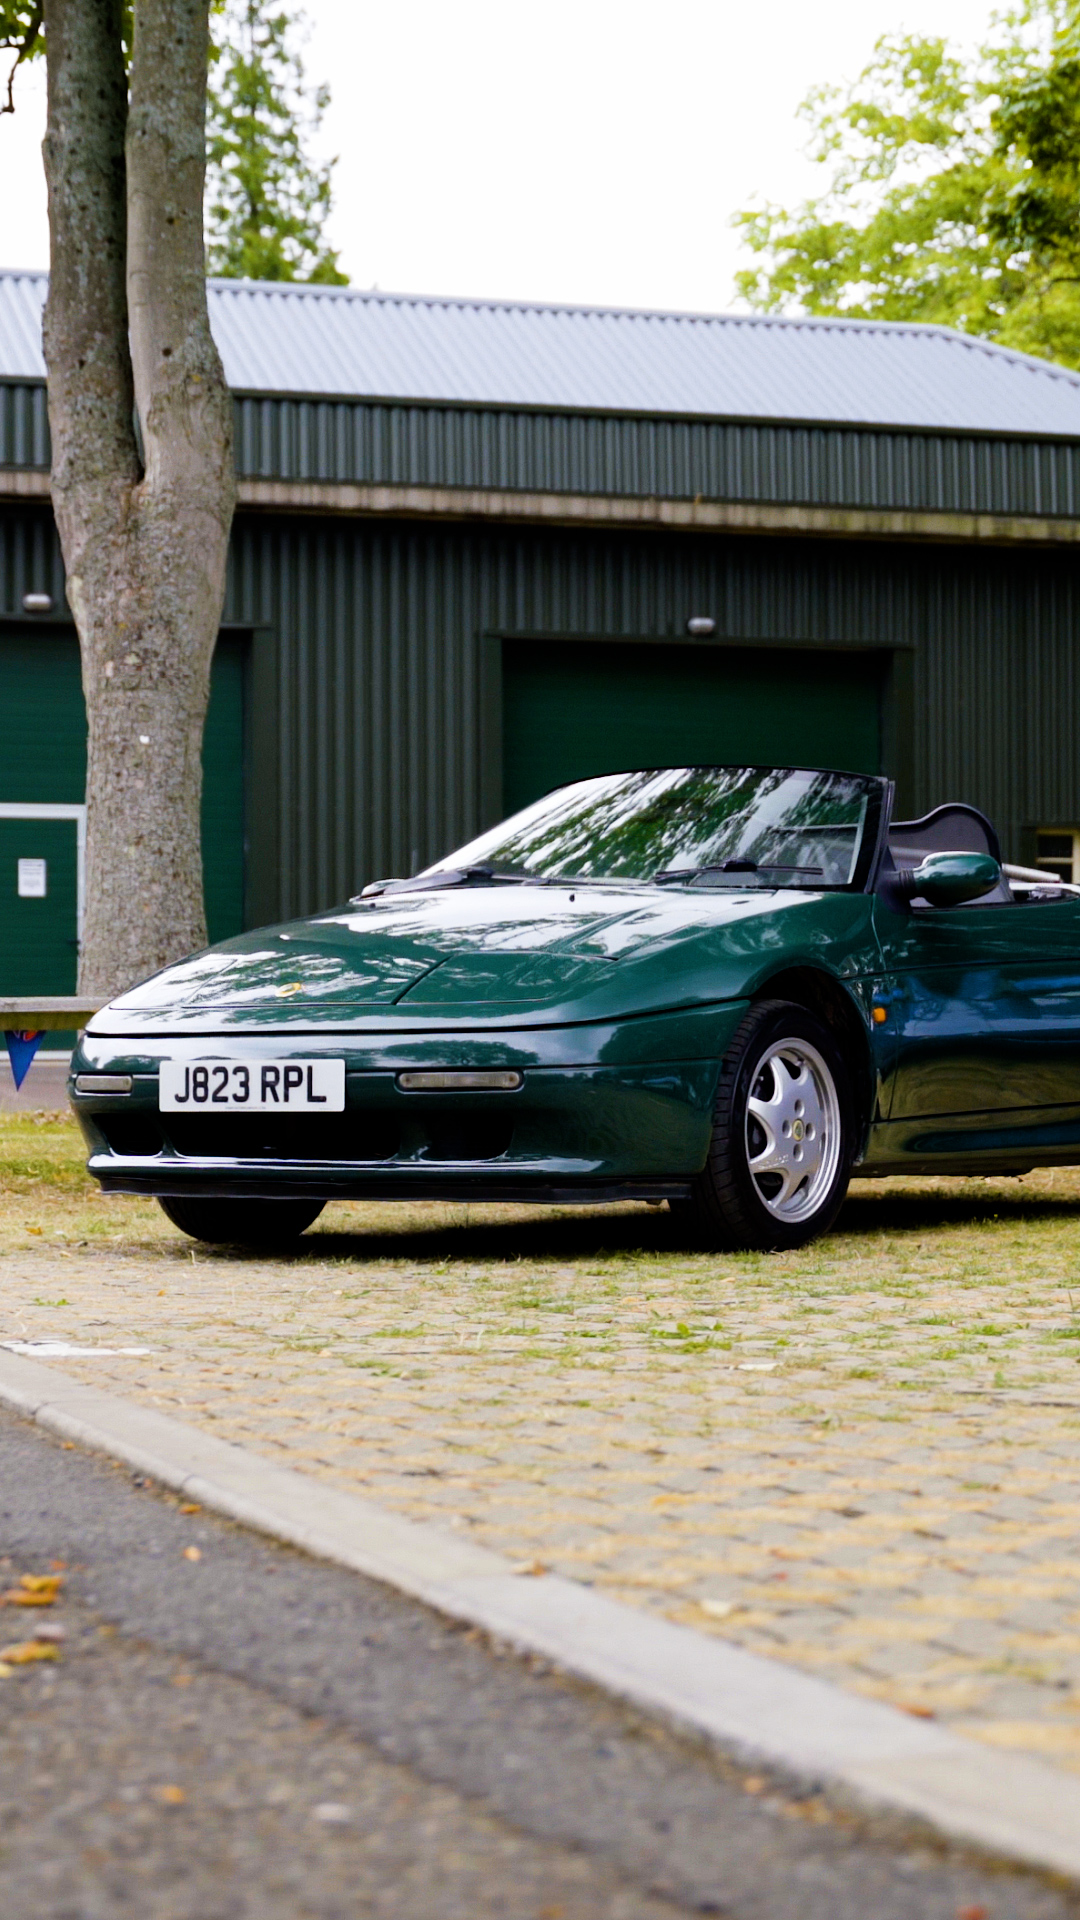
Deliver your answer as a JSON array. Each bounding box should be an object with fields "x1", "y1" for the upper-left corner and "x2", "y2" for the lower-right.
[{"x1": 3, "y1": 266, "x2": 1080, "y2": 435}]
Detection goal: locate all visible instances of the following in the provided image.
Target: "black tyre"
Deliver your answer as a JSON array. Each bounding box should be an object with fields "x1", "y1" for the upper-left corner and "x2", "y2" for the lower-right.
[
  {"x1": 157, "y1": 1196, "x2": 324, "y2": 1247},
  {"x1": 679, "y1": 999, "x2": 854, "y2": 1252}
]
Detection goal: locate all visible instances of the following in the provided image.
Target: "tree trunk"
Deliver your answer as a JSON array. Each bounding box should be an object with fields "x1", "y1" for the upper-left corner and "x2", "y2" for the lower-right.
[{"x1": 42, "y1": 0, "x2": 236, "y2": 1000}]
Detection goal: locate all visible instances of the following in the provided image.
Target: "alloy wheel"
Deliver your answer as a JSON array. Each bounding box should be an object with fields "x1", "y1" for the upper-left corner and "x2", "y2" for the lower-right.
[{"x1": 743, "y1": 1036, "x2": 842, "y2": 1224}]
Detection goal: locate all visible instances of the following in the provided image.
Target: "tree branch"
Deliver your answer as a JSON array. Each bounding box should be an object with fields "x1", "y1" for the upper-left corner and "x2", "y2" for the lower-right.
[
  {"x1": 127, "y1": 0, "x2": 234, "y2": 502},
  {"x1": 1, "y1": 3, "x2": 44, "y2": 114},
  {"x1": 41, "y1": 0, "x2": 137, "y2": 494}
]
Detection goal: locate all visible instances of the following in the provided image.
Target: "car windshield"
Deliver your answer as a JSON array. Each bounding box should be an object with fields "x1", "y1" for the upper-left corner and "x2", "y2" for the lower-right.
[{"x1": 427, "y1": 767, "x2": 878, "y2": 890}]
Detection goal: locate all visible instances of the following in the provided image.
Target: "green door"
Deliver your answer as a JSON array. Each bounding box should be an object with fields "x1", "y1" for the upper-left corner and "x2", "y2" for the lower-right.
[
  {"x1": 874, "y1": 891, "x2": 1080, "y2": 1134},
  {"x1": 502, "y1": 639, "x2": 884, "y2": 816},
  {"x1": 0, "y1": 627, "x2": 246, "y2": 1041},
  {"x1": 0, "y1": 817, "x2": 80, "y2": 995}
]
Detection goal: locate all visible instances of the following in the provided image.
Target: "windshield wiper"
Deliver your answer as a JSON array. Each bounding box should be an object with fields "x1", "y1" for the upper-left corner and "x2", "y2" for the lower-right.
[
  {"x1": 653, "y1": 860, "x2": 824, "y2": 884},
  {"x1": 465, "y1": 864, "x2": 543, "y2": 883}
]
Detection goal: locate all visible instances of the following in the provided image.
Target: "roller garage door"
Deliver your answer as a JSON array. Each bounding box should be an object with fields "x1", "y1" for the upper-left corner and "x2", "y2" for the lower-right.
[
  {"x1": 0, "y1": 627, "x2": 246, "y2": 1043},
  {"x1": 502, "y1": 639, "x2": 884, "y2": 816}
]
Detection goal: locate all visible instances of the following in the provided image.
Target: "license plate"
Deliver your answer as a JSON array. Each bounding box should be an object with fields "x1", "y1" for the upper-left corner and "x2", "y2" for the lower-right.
[{"x1": 159, "y1": 1059, "x2": 345, "y2": 1112}]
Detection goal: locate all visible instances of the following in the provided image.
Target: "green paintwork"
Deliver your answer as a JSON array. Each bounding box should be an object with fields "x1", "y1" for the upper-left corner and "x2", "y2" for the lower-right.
[
  {"x1": 72, "y1": 870, "x2": 887, "y2": 1199},
  {"x1": 905, "y1": 851, "x2": 1001, "y2": 907},
  {"x1": 502, "y1": 640, "x2": 883, "y2": 814},
  {"x1": 870, "y1": 890, "x2": 1080, "y2": 1149},
  {"x1": 69, "y1": 768, "x2": 1080, "y2": 1203},
  {"x1": 72, "y1": 1054, "x2": 725, "y2": 1187},
  {"x1": 87, "y1": 884, "x2": 884, "y2": 1034}
]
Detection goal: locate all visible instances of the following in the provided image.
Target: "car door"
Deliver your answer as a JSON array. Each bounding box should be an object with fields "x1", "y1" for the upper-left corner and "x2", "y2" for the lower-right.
[{"x1": 872, "y1": 886, "x2": 1080, "y2": 1156}]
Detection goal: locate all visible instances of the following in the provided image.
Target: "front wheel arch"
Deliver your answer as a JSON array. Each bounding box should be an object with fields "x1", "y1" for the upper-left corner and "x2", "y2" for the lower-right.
[
  {"x1": 679, "y1": 997, "x2": 855, "y2": 1251},
  {"x1": 748, "y1": 965, "x2": 874, "y2": 1156}
]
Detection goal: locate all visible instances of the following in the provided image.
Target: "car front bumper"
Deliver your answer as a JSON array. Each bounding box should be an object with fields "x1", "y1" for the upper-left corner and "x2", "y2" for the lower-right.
[{"x1": 70, "y1": 1005, "x2": 746, "y2": 1204}]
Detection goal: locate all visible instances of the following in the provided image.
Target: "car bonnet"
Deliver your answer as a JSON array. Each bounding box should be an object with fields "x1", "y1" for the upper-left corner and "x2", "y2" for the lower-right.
[{"x1": 86, "y1": 883, "x2": 866, "y2": 1033}]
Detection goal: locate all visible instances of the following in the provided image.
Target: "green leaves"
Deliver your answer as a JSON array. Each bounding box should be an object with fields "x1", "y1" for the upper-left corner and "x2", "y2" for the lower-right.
[
  {"x1": 0, "y1": 2, "x2": 134, "y2": 111},
  {"x1": 0, "y1": 2, "x2": 43, "y2": 56},
  {"x1": 205, "y1": 0, "x2": 347, "y2": 284},
  {"x1": 0, "y1": 1, "x2": 43, "y2": 114},
  {"x1": 733, "y1": 1, "x2": 1080, "y2": 369}
]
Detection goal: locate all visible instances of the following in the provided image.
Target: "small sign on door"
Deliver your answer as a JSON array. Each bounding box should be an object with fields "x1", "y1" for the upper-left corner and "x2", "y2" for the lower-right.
[{"x1": 17, "y1": 858, "x2": 47, "y2": 898}]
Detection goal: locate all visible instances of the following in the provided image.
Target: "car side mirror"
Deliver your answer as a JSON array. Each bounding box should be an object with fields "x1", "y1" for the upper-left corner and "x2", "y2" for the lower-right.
[{"x1": 896, "y1": 851, "x2": 1002, "y2": 908}]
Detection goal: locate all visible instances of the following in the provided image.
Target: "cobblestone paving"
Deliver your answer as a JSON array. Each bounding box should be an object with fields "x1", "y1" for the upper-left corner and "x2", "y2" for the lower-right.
[{"x1": 5, "y1": 1159, "x2": 1080, "y2": 1776}]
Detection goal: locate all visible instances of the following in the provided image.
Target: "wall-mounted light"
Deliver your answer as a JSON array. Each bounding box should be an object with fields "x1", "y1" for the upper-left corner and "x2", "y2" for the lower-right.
[
  {"x1": 22, "y1": 592, "x2": 54, "y2": 615},
  {"x1": 686, "y1": 615, "x2": 716, "y2": 637}
]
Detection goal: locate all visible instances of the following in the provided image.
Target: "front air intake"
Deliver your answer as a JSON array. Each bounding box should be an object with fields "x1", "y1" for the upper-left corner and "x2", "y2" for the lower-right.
[{"x1": 163, "y1": 1115, "x2": 402, "y2": 1161}]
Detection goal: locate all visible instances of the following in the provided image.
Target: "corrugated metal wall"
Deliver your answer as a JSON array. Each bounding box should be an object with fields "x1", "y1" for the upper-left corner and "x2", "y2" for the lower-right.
[
  {"x1": 230, "y1": 397, "x2": 1080, "y2": 518},
  {"x1": 222, "y1": 511, "x2": 1080, "y2": 917},
  {"x1": 4, "y1": 498, "x2": 1079, "y2": 922},
  {"x1": 6, "y1": 374, "x2": 1080, "y2": 517},
  {"x1": 0, "y1": 503, "x2": 67, "y2": 612},
  {"x1": 0, "y1": 381, "x2": 49, "y2": 469}
]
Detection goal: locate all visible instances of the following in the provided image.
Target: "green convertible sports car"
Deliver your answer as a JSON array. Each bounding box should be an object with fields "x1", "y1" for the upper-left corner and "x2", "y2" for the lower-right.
[{"x1": 70, "y1": 763, "x2": 1080, "y2": 1251}]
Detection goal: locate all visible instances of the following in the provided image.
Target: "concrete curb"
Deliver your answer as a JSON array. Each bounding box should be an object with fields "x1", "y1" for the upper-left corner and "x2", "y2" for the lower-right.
[{"x1": 2, "y1": 1346, "x2": 1079, "y2": 1882}]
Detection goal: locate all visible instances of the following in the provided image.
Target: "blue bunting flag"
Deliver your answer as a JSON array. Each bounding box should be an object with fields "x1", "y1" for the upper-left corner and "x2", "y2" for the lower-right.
[{"x1": 4, "y1": 1030, "x2": 44, "y2": 1090}]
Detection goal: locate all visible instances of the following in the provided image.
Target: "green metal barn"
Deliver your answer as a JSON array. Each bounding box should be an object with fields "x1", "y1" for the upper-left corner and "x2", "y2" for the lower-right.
[{"x1": 3, "y1": 270, "x2": 1080, "y2": 1014}]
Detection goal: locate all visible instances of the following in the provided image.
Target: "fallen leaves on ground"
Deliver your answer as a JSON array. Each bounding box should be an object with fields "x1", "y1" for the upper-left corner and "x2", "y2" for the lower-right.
[
  {"x1": 1, "y1": 1572, "x2": 63, "y2": 1607},
  {"x1": 0, "y1": 1639, "x2": 60, "y2": 1671}
]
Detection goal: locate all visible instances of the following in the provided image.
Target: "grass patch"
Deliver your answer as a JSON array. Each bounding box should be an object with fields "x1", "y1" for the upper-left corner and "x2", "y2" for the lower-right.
[
  {"x1": 0, "y1": 1110, "x2": 168, "y2": 1250},
  {"x1": 6, "y1": 1110, "x2": 1080, "y2": 1354}
]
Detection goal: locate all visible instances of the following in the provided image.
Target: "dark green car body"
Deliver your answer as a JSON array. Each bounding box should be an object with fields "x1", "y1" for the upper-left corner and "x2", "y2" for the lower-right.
[{"x1": 70, "y1": 766, "x2": 1080, "y2": 1208}]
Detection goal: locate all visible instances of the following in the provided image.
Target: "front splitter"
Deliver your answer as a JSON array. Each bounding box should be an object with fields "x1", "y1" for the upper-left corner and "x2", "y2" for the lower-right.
[{"x1": 95, "y1": 1166, "x2": 694, "y2": 1206}]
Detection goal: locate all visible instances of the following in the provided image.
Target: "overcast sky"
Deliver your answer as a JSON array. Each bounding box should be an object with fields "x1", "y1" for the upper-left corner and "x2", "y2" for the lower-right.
[{"x1": 1, "y1": 0, "x2": 997, "y2": 314}]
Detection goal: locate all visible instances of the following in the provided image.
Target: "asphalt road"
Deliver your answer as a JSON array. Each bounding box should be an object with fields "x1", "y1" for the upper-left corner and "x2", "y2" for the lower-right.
[
  {"x1": 0, "y1": 1053, "x2": 69, "y2": 1113},
  {"x1": 0, "y1": 1406, "x2": 1077, "y2": 1920}
]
